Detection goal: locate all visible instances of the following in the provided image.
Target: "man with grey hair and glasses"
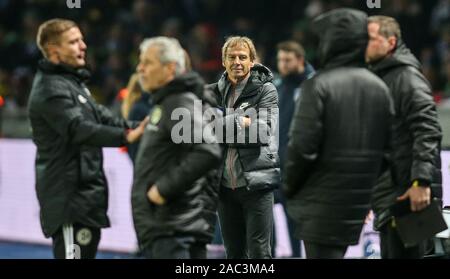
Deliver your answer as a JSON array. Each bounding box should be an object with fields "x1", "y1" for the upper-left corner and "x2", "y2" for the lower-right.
[{"x1": 131, "y1": 36, "x2": 222, "y2": 259}]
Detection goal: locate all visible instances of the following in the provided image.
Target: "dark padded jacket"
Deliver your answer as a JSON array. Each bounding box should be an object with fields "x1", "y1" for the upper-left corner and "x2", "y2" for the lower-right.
[
  {"x1": 131, "y1": 72, "x2": 222, "y2": 249},
  {"x1": 283, "y1": 9, "x2": 394, "y2": 246},
  {"x1": 370, "y1": 42, "x2": 443, "y2": 228},
  {"x1": 28, "y1": 59, "x2": 133, "y2": 237},
  {"x1": 208, "y1": 64, "x2": 280, "y2": 191}
]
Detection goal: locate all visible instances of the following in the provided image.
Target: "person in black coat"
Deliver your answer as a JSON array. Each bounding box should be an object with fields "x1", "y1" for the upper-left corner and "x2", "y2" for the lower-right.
[
  {"x1": 131, "y1": 36, "x2": 221, "y2": 259},
  {"x1": 28, "y1": 19, "x2": 147, "y2": 259},
  {"x1": 366, "y1": 15, "x2": 442, "y2": 259},
  {"x1": 283, "y1": 8, "x2": 394, "y2": 259}
]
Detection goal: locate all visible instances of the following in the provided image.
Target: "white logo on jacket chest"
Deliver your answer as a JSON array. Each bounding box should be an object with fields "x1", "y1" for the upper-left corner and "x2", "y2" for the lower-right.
[
  {"x1": 78, "y1": 94, "x2": 88, "y2": 104},
  {"x1": 239, "y1": 102, "x2": 251, "y2": 110},
  {"x1": 83, "y1": 87, "x2": 91, "y2": 96},
  {"x1": 293, "y1": 88, "x2": 301, "y2": 102}
]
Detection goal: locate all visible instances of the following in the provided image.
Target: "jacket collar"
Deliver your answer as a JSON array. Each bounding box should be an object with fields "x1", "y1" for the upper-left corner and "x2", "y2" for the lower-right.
[
  {"x1": 38, "y1": 59, "x2": 91, "y2": 83},
  {"x1": 151, "y1": 72, "x2": 205, "y2": 104},
  {"x1": 217, "y1": 63, "x2": 274, "y2": 99},
  {"x1": 370, "y1": 40, "x2": 421, "y2": 75}
]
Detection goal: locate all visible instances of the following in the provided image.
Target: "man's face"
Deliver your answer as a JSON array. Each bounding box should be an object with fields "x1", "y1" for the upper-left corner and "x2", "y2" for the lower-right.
[
  {"x1": 136, "y1": 46, "x2": 175, "y2": 92},
  {"x1": 52, "y1": 27, "x2": 87, "y2": 67},
  {"x1": 366, "y1": 22, "x2": 394, "y2": 63},
  {"x1": 277, "y1": 50, "x2": 303, "y2": 77},
  {"x1": 223, "y1": 44, "x2": 254, "y2": 83}
]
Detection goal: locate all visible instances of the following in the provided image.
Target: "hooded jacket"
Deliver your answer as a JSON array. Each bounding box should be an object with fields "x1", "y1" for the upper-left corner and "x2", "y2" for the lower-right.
[
  {"x1": 132, "y1": 72, "x2": 222, "y2": 248},
  {"x1": 370, "y1": 42, "x2": 442, "y2": 228},
  {"x1": 208, "y1": 64, "x2": 280, "y2": 191},
  {"x1": 28, "y1": 59, "x2": 133, "y2": 237},
  {"x1": 283, "y1": 9, "x2": 394, "y2": 246}
]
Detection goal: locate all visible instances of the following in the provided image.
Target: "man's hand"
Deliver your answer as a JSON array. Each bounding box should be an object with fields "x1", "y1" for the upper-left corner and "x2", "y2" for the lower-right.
[
  {"x1": 364, "y1": 210, "x2": 374, "y2": 224},
  {"x1": 147, "y1": 185, "x2": 166, "y2": 205},
  {"x1": 397, "y1": 183, "x2": 431, "y2": 212},
  {"x1": 242, "y1": 116, "x2": 251, "y2": 128},
  {"x1": 126, "y1": 116, "x2": 149, "y2": 143}
]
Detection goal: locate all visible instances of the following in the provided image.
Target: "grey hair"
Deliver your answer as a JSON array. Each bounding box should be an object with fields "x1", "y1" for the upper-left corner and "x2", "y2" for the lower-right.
[{"x1": 139, "y1": 36, "x2": 186, "y2": 75}]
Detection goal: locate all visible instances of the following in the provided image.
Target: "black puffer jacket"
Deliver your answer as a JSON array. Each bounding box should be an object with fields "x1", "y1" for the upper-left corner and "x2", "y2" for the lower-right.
[
  {"x1": 208, "y1": 64, "x2": 280, "y2": 191},
  {"x1": 370, "y1": 42, "x2": 442, "y2": 227},
  {"x1": 28, "y1": 59, "x2": 133, "y2": 237},
  {"x1": 131, "y1": 72, "x2": 222, "y2": 249},
  {"x1": 283, "y1": 9, "x2": 394, "y2": 246}
]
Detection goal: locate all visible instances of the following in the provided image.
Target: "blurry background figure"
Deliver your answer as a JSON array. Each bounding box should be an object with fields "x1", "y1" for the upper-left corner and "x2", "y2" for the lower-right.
[
  {"x1": 272, "y1": 40, "x2": 315, "y2": 258},
  {"x1": 120, "y1": 73, "x2": 152, "y2": 163}
]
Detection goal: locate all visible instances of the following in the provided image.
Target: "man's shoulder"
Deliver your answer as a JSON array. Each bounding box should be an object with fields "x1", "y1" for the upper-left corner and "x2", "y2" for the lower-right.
[
  {"x1": 29, "y1": 72, "x2": 80, "y2": 112},
  {"x1": 32, "y1": 71, "x2": 73, "y2": 94},
  {"x1": 162, "y1": 91, "x2": 200, "y2": 109},
  {"x1": 385, "y1": 65, "x2": 430, "y2": 92},
  {"x1": 259, "y1": 80, "x2": 277, "y2": 93}
]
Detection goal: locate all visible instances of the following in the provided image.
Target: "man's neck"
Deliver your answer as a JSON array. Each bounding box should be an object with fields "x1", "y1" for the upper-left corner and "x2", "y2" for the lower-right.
[{"x1": 229, "y1": 73, "x2": 250, "y2": 86}]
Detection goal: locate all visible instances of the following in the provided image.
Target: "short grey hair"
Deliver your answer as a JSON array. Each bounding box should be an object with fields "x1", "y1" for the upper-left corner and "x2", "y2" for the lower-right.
[{"x1": 139, "y1": 36, "x2": 186, "y2": 75}]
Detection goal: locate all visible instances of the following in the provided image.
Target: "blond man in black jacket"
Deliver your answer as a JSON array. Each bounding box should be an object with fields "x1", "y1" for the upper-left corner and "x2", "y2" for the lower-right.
[{"x1": 28, "y1": 18, "x2": 146, "y2": 259}]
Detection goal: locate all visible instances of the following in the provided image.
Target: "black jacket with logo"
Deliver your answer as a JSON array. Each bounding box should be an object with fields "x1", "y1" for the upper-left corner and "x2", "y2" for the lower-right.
[
  {"x1": 370, "y1": 42, "x2": 443, "y2": 228},
  {"x1": 131, "y1": 72, "x2": 222, "y2": 249},
  {"x1": 28, "y1": 59, "x2": 133, "y2": 237},
  {"x1": 208, "y1": 64, "x2": 281, "y2": 191},
  {"x1": 283, "y1": 9, "x2": 394, "y2": 246}
]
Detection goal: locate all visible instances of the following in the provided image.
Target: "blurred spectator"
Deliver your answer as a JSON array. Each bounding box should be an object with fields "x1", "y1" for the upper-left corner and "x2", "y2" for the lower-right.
[{"x1": 121, "y1": 73, "x2": 152, "y2": 163}]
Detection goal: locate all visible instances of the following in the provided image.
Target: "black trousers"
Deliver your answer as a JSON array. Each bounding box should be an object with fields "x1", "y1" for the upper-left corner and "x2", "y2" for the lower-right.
[
  {"x1": 145, "y1": 236, "x2": 207, "y2": 259},
  {"x1": 218, "y1": 187, "x2": 274, "y2": 259},
  {"x1": 51, "y1": 223, "x2": 101, "y2": 259},
  {"x1": 274, "y1": 189, "x2": 302, "y2": 258},
  {"x1": 303, "y1": 241, "x2": 348, "y2": 259},
  {"x1": 379, "y1": 222, "x2": 426, "y2": 259}
]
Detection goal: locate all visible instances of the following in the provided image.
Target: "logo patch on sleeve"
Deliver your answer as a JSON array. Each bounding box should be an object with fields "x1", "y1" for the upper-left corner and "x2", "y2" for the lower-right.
[
  {"x1": 76, "y1": 228, "x2": 92, "y2": 246},
  {"x1": 150, "y1": 106, "x2": 162, "y2": 125}
]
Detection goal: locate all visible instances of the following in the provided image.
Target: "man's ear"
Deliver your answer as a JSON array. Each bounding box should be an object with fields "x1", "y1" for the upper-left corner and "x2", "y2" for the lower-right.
[
  {"x1": 299, "y1": 56, "x2": 305, "y2": 65},
  {"x1": 46, "y1": 43, "x2": 59, "y2": 61},
  {"x1": 166, "y1": 62, "x2": 177, "y2": 76},
  {"x1": 387, "y1": 36, "x2": 397, "y2": 53}
]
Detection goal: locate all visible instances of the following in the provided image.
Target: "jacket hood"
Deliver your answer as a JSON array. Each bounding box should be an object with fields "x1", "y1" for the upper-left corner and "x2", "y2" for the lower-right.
[
  {"x1": 313, "y1": 8, "x2": 368, "y2": 69},
  {"x1": 217, "y1": 63, "x2": 274, "y2": 93},
  {"x1": 370, "y1": 39, "x2": 421, "y2": 74},
  {"x1": 38, "y1": 59, "x2": 91, "y2": 82},
  {"x1": 152, "y1": 71, "x2": 206, "y2": 104}
]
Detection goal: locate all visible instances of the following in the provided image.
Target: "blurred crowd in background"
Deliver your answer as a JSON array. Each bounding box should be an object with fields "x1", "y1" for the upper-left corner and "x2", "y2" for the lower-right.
[{"x1": 1, "y1": 0, "x2": 450, "y2": 137}]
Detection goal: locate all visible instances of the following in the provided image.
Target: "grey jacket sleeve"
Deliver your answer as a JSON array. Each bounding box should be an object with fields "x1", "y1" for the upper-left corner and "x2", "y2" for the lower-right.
[{"x1": 399, "y1": 73, "x2": 442, "y2": 184}]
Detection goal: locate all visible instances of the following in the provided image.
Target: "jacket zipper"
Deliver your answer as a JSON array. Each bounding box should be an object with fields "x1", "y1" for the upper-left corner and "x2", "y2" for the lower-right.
[
  {"x1": 228, "y1": 87, "x2": 237, "y2": 190},
  {"x1": 228, "y1": 149, "x2": 236, "y2": 190}
]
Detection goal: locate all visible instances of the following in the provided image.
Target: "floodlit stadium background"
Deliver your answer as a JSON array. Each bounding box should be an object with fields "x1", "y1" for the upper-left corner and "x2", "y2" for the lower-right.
[{"x1": 0, "y1": 0, "x2": 449, "y2": 258}]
